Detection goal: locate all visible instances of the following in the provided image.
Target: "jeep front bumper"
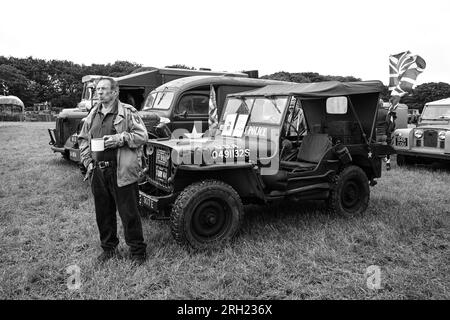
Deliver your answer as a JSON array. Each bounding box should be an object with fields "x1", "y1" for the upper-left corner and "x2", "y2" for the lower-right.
[{"x1": 138, "y1": 185, "x2": 176, "y2": 215}]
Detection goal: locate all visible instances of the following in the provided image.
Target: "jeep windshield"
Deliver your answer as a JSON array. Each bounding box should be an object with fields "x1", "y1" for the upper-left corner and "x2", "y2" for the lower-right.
[
  {"x1": 142, "y1": 89, "x2": 174, "y2": 110},
  {"x1": 222, "y1": 96, "x2": 288, "y2": 125},
  {"x1": 421, "y1": 105, "x2": 450, "y2": 120}
]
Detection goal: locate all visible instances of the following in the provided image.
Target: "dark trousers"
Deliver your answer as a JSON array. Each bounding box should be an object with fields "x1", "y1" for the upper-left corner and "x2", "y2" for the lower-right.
[{"x1": 91, "y1": 165, "x2": 146, "y2": 257}]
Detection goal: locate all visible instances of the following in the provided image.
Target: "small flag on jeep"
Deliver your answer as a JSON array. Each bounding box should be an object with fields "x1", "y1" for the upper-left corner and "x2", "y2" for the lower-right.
[
  {"x1": 389, "y1": 51, "x2": 426, "y2": 112},
  {"x1": 208, "y1": 85, "x2": 219, "y2": 136}
]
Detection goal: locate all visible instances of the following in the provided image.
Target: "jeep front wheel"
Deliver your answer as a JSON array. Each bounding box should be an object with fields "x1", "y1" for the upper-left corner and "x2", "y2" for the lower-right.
[
  {"x1": 327, "y1": 165, "x2": 370, "y2": 217},
  {"x1": 170, "y1": 180, "x2": 244, "y2": 250}
]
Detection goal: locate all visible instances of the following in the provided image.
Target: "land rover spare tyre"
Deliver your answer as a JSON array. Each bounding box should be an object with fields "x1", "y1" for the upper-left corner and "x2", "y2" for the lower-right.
[
  {"x1": 170, "y1": 180, "x2": 244, "y2": 250},
  {"x1": 327, "y1": 165, "x2": 370, "y2": 217}
]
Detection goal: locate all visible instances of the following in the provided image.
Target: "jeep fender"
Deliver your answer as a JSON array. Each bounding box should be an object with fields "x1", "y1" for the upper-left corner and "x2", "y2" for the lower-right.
[{"x1": 173, "y1": 164, "x2": 266, "y2": 203}]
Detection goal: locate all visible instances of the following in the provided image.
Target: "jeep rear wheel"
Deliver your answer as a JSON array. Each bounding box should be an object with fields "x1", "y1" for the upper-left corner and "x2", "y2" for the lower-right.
[
  {"x1": 327, "y1": 165, "x2": 370, "y2": 217},
  {"x1": 170, "y1": 180, "x2": 244, "y2": 250}
]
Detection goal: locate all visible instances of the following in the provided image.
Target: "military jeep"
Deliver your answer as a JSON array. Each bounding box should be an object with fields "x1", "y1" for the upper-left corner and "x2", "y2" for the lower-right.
[
  {"x1": 138, "y1": 81, "x2": 394, "y2": 249},
  {"x1": 394, "y1": 98, "x2": 450, "y2": 166}
]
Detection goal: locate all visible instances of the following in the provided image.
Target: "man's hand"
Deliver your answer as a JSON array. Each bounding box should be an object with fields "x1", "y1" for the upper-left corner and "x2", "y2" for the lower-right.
[
  {"x1": 83, "y1": 162, "x2": 94, "y2": 181},
  {"x1": 104, "y1": 134, "x2": 122, "y2": 149}
]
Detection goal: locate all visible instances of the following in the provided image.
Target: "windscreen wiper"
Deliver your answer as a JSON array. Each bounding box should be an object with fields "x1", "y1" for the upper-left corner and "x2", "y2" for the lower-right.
[{"x1": 156, "y1": 87, "x2": 169, "y2": 105}]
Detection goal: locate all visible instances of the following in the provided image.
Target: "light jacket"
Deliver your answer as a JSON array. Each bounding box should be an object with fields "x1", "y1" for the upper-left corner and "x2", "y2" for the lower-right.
[{"x1": 78, "y1": 100, "x2": 148, "y2": 187}]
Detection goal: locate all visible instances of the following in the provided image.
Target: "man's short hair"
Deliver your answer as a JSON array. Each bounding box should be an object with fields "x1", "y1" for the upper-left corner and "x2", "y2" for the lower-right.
[{"x1": 97, "y1": 77, "x2": 119, "y2": 92}]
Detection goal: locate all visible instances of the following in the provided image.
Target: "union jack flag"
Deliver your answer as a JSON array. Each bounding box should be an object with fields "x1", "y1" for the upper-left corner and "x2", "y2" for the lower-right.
[
  {"x1": 389, "y1": 51, "x2": 426, "y2": 112},
  {"x1": 208, "y1": 85, "x2": 219, "y2": 136}
]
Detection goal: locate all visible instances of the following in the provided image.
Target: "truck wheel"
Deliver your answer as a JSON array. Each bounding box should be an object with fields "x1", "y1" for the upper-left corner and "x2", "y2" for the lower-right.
[
  {"x1": 171, "y1": 180, "x2": 244, "y2": 250},
  {"x1": 327, "y1": 165, "x2": 369, "y2": 217}
]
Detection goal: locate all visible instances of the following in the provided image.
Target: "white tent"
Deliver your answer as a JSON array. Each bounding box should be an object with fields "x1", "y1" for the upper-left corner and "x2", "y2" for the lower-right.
[{"x1": 0, "y1": 95, "x2": 25, "y2": 109}]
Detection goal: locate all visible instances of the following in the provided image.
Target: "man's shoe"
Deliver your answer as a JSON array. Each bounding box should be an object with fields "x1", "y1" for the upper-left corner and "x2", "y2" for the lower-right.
[
  {"x1": 96, "y1": 250, "x2": 119, "y2": 264},
  {"x1": 131, "y1": 254, "x2": 147, "y2": 266}
]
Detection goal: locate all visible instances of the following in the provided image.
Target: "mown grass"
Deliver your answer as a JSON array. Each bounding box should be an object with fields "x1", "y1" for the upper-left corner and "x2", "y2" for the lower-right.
[{"x1": 0, "y1": 122, "x2": 448, "y2": 299}]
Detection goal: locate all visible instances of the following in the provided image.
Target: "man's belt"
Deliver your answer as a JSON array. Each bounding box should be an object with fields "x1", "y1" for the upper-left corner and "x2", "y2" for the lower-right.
[{"x1": 95, "y1": 160, "x2": 116, "y2": 169}]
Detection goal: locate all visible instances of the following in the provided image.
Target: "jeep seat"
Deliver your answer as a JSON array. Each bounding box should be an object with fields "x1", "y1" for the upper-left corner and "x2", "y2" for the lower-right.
[{"x1": 280, "y1": 134, "x2": 332, "y2": 170}]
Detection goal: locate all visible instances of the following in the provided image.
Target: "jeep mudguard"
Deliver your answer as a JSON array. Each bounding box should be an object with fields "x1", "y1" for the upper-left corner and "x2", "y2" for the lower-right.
[{"x1": 173, "y1": 165, "x2": 266, "y2": 203}]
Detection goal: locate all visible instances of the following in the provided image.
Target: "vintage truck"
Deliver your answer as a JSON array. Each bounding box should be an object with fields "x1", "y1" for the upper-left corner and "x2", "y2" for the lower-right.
[
  {"x1": 394, "y1": 98, "x2": 450, "y2": 165},
  {"x1": 138, "y1": 80, "x2": 394, "y2": 250},
  {"x1": 48, "y1": 68, "x2": 250, "y2": 162},
  {"x1": 138, "y1": 75, "x2": 292, "y2": 136}
]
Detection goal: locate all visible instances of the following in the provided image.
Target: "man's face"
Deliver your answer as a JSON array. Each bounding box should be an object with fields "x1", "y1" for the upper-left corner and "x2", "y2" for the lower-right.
[{"x1": 96, "y1": 80, "x2": 116, "y2": 103}]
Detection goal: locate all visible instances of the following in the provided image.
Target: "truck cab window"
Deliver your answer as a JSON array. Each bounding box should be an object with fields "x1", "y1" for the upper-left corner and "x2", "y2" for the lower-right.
[{"x1": 176, "y1": 94, "x2": 209, "y2": 116}]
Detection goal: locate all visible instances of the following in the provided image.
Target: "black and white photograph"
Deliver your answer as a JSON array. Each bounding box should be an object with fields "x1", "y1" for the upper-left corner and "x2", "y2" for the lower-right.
[{"x1": 0, "y1": 0, "x2": 449, "y2": 305}]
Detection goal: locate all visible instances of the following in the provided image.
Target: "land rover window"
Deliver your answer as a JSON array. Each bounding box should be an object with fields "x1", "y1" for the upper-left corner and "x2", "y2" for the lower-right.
[
  {"x1": 176, "y1": 94, "x2": 209, "y2": 116},
  {"x1": 249, "y1": 97, "x2": 288, "y2": 124},
  {"x1": 421, "y1": 105, "x2": 450, "y2": 120},
  {"x1": 326, "y1": 96, "x2": 348, "y2": 114},
  {"x1": 143, "y1": 91, "x2": 174, "y2": 110}
]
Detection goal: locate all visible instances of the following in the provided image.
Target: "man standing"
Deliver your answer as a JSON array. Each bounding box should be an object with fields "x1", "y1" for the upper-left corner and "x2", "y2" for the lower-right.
[{"x1": 78, "y1": 77, "x2": 148, "y2": 265}]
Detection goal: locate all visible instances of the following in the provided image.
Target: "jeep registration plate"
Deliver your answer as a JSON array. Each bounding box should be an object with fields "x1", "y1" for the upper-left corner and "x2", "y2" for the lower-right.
[
  {"x1": 396, "y1": 136, "x2": 408, "y2": 147},
  {"x1": 139, "y1": 191, "x2": 158, "y2": 211}
]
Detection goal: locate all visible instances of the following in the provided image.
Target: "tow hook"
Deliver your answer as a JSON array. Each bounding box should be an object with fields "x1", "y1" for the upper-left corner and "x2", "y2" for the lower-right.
[{"x1": 369, "y1": 179, "x2": 377, "y2": 187}]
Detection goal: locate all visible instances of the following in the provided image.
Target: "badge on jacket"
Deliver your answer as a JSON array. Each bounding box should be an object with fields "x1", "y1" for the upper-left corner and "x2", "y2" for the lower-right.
[{"x1": 133, "y1": 114, "x2": 142, "y2": 124}]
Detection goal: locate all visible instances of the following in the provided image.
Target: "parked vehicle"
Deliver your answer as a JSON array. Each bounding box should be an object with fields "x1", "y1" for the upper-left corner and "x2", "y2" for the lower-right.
[
  {"x1": 48, "y1": 68, "x2": 250, "y2": 162},
  {"x1": 394, "y1": 98, "x2": 450, "y2": 165},
  {"x1": 138, "y1": 80, "x2": 394, "y2": 250},
  {"x1": 139, "y1": 75, "x2": 291, "y2": 136}
]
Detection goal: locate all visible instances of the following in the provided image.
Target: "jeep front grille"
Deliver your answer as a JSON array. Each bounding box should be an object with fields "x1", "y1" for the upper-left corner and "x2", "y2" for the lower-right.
[
  {"x1": 147, "y1": 144, "x2": 172, "y2": 191},
  {"x1": 424, "y1": 130, "x2": 437, "y2": 148}
]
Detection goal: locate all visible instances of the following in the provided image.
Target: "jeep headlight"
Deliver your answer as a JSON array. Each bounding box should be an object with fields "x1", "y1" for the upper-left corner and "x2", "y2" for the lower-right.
[
  {"x1": 438, "y1": 131, "x2": 446, "y2": 140},
  {"x1": 145, "y1": 144, "x2": 154, "y2": 156},
  {"x1": 414, "y1": 129, "x2": 423, "y2": 139}
]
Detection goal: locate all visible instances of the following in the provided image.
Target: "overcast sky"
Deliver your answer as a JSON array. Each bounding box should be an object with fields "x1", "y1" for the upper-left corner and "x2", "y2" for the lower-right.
[{"x1": 1, "y1": 0, "x2": 449, "y2": 85}]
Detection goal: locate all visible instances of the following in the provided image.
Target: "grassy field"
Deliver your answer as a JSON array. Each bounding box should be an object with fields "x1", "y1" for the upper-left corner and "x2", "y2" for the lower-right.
[{"x1": 0, "y1": 122, "x2": 448, "y2": 300}]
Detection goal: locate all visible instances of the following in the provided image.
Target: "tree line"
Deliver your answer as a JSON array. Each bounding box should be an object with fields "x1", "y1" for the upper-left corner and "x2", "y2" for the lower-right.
[{"x1": 1, "y1": 56, "x2": 449, "y2": 111}]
